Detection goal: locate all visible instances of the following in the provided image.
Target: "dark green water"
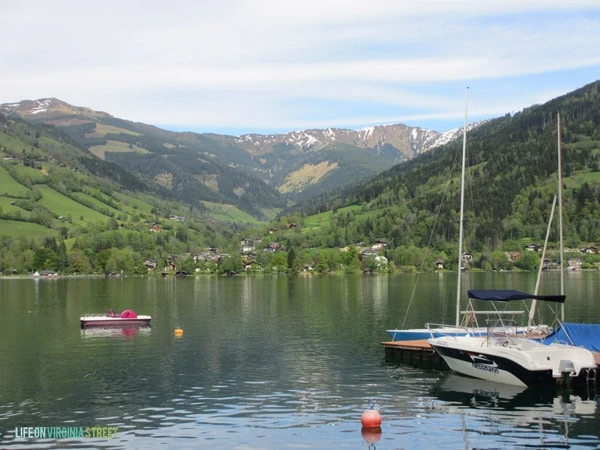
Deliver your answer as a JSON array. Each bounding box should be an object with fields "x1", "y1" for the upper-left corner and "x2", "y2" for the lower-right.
[{"x1": 0, "y1": 272, "x2": 599, "y2": 449}]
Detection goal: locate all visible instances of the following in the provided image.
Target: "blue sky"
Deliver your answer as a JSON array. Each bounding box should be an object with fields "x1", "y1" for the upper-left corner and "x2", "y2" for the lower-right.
[{"x1": 3, "y1": 1, "x2": 600, "y2": 136}]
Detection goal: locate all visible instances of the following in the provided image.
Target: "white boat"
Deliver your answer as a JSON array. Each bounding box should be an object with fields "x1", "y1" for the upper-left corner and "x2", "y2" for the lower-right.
[{"x1": 428, "y1": 289, "x2": 597, "y2": 387}]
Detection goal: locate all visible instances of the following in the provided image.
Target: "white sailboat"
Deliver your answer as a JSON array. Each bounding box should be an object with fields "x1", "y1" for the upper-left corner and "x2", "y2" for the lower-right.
[
  {"x1": 386, "y1": 89, "x2": 548, "y2": 342},
  {"x1": 386, "y1": 88, "x2": 481, "y2": 342},
  {"x1": 428, "y1": 113, "x2": 598, "y2": 388},
  {"x1": 538, "y1": 113, "x2": 600, "y2": 361}
]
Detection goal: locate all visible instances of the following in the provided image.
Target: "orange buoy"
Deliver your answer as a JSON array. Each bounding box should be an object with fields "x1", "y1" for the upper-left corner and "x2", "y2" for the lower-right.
[
  {"x1": 174, "y1": 327, "x2": 184, "y2": 337},
  {"x1": 361, "y1": 408, "x2": 382, "y2": 428},
  {"x1": 361, "y1": 426, "x2": 382, "y2": 445}
]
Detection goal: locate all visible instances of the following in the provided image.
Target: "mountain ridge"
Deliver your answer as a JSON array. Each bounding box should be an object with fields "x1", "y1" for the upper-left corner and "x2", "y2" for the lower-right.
[
  {"x1": 2, "y1": 97, "x2": 462, "y2": 154},
  {"x1": 1, "y1": 97, "x2": 467, "y2": 209}
]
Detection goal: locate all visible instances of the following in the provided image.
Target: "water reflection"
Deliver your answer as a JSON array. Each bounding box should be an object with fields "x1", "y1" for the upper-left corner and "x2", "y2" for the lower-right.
[
  {"x1": 80, "y1": 327, "x2": 152, "y2": 339},
  {"x1": 434, "y1": 373, "x2": 556, "y2": 409},
  {"x1": 431, "y1": 373, "x2": 600, "y2": 448},
  {"x1": 1, "y1": 274, "x2": 600, "y2": 449}
]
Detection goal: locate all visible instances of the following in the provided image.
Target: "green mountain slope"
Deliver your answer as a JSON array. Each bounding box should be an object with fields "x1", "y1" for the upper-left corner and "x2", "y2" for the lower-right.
[
  {"x1": 0, "y1": 104, "x2": 288, "y2": 219},
  {"x1": 283, "y1": 80, "x2": 600, "y2": 253},
  {"x1": 0, "y1": 112, "x2": 252, "y2": 275}
]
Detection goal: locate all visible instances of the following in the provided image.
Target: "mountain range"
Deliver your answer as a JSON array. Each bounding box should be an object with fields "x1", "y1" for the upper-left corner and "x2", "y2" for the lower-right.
[
  {"x1": 0, "y1": 80, "x2": 598, "y2": 277},
  {"x1": 0, "y1": 98, "x2": 464, "y2": 217}
]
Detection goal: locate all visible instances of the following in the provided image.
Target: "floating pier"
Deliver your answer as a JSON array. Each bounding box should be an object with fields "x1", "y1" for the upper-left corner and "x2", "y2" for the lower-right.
[{"x1": 381, "y1": 340, "x2": 448, "y2": 371}]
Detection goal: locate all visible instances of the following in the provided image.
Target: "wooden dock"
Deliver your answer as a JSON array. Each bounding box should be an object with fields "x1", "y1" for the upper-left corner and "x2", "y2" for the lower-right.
[{"x1": 381, "y1": 339, "x2": 448, "y2": 370}]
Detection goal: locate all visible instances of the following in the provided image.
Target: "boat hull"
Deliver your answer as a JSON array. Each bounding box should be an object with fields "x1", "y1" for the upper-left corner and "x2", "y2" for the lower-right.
[
  {"x1": 80, "y1": 315, "x2": 151, "y2": 329},
  {"x1": 429, "y1": 338, "x2": 553, "y2": 387}
]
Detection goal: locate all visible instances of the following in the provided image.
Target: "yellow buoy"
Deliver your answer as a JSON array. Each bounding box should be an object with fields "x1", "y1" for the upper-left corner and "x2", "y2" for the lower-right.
[{"x1": 174, "y1": 327, "x2": 184, "y2": 337}]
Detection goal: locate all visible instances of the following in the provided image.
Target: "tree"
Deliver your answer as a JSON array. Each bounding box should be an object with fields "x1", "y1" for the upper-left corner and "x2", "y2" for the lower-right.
[
  {"x1": 341, "y1": 245, "x2": 359, "y2": 267},
  {"x1": 516, "y1": 251, "x2": 540, "y2": 271},
  {"x1": 32, "y1": 247, "x2": 56, "y2": 270},
  {"x1": 491, "y1": 250, "x2": 511, "y2": 270},
  {"x1": 287, "y1": 247, "x2": 296, "y2": 271},
  {"x1": 68, "y1": 250, "x2": 92, "y2": 274},
  {"x1": 218, "y1": 255, "x2": 243, "y2": 274},
  {"x1": 268, "y1": 252, "x2": 288, "y2": 273}
]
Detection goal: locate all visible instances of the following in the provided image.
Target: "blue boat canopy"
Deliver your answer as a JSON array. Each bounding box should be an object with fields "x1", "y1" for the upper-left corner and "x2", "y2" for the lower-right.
[
  {"x1": 467, "y1": 289, "x2": 566, "y2": 304},
  {"x1": 542, "y1": 322, "x2": 600, "y2": 351}
]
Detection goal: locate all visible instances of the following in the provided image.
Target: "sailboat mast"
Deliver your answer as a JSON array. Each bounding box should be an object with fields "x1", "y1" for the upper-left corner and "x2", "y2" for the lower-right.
[
  {"x1": 528, "y1": 195, "x2": 557, "y2": 328},
  {"x1": 557, "y1": 112, "x2": 565, "y2": 321},
  {"x1": 456, "y1": 87, "x2": 469, "y2": 327}
]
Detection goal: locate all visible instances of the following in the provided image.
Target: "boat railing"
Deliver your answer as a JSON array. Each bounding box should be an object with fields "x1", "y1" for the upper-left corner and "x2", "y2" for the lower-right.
[
  {"x1": 425, "y1": 322, "x2": 469, "y2": 331},
  {"x1": 80, "y1": 312, "x2": 119, "y2": 318},
  {"x1": 458, "y1": 309, "x2": 524, "y2": 331}
]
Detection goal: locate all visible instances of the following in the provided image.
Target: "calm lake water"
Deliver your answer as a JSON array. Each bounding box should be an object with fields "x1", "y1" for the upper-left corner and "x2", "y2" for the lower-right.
[{"x1": 1, "y1": 271, "x2": 599, "y2": 449}]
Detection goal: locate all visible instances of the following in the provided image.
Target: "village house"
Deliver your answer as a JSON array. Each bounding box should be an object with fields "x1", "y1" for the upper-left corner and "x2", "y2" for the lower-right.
[
  {"x1": 239, "y1": 238, "x2": 262, "y2": 253},
  {"x1": 371, "y1": 240, "x2": 387, "y2": 251},
  {"x1": 243, "y1": 261, "x2": 262, "y2": 272},
  {"x1": 360, "y1": 247, "x2": 378, "y2": 259},
  {"x1": 462, "y1": 252, "x2": 473, "y2": 264},
  {"x1": 265, "y1": 242, "x2": 280, "y2": 253},
  {"x1": 505, "y1": 251, "x2": 521, "y2": 262},
  {"x1": 568, "y1": 257, "x2": 584, "y2": 270}
]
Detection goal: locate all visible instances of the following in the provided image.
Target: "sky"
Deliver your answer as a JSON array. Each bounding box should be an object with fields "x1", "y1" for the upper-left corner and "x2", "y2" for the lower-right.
[{"x1": 2, "y1": 1, "x2": 600, "y2": 136}]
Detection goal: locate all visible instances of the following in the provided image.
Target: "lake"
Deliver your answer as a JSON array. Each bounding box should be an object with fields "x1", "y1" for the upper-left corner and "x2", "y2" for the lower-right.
[{"x1": 1, "y1": 271, "x2": 599, "y2": 449}]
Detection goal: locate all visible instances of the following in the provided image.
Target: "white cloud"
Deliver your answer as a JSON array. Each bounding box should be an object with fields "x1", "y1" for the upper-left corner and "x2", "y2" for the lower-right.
[{"x1": 2, "y1": 0, "x2": 600, "y2": 134}]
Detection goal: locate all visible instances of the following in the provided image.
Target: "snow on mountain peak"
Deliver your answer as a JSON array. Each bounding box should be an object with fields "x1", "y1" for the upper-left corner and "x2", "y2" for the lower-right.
[
  {"x1": 360, "y1": 126, "x2": 375, "y2": 140},
  {"x1": 30, "y1": 99, "x2": 53, "y2": 115}
]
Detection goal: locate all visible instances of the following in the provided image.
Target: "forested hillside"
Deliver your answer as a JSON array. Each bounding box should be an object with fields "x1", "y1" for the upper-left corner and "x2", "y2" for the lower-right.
[{"x1": 278, "y1": 81, "x2": 600, "y2": 259}]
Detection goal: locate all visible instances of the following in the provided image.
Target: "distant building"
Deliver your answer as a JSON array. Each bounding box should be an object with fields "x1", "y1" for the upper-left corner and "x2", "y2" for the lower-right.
[
  {"x1": 265, "y1": 242, "x2": 280, "y2": 253},
  {"x1": 568, "y1": 258, "x2": 584, "y2": 270},
  {"x1": 371, "y1": 240, "x2": 387, "y2": 250}
]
